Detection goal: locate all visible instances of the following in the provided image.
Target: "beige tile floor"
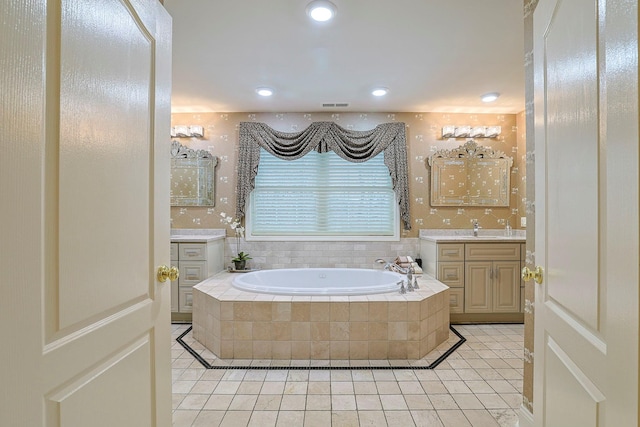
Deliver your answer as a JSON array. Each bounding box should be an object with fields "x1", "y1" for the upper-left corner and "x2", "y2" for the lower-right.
[{"x1": 171, "y1": 323, "x2": 523, "y2": 427}]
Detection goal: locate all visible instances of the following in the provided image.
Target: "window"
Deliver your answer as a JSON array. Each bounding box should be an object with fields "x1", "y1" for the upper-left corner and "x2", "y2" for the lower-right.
[{"x1": 247, "y1": 148, "x2": 399, "y2": 240}]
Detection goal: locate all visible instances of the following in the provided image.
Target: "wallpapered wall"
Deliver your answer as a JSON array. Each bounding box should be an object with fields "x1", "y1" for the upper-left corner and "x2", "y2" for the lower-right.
[{"x1": 170, "y1": 111, "x2": 526, "y2": 237}]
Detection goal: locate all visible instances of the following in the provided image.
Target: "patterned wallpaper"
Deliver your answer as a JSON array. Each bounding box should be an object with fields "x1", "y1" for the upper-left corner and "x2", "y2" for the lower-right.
[{"x1": 170, "y1": 111, "x2": 526, "y2": 237}]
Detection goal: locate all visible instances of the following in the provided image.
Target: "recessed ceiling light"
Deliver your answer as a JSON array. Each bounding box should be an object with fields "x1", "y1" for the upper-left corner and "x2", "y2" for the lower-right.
[
  {"x1": 372, "y1": 88, "x2": 389, "y2": 97},
  {"x1": 481, "y1": 92, "x2": 500, "y2": 103},
  {"x1": 306, "y1": 0, "x2": 337, "y2": 22},
  {"x1": 256, "y1": 87, "x2": 273, "y2": 97}
]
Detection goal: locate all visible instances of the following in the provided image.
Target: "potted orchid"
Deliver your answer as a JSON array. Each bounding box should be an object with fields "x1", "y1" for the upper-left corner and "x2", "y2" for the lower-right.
[{"x1": 220, "y1": 212, "x2": 251, "y2": 270}]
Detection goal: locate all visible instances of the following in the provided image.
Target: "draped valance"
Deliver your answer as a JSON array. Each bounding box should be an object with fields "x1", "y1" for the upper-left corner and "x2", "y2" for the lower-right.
[{"x1": 236, "y1": 121, "x2": 411, "y2": 230}]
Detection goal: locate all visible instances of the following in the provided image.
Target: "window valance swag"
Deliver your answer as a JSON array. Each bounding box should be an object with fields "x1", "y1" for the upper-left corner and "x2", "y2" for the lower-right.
[{"x1": 236, "y1": 121, "x2": 411, "y2": 230}]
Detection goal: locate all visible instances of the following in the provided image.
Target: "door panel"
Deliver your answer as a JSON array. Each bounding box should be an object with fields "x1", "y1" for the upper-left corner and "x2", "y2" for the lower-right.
[
  {"x1": 493, "y1": 261, "x2": 520, "y2": 313},
  {"x1": 465, "y1": 262, "x2": 492, "y2": 312},
  {"x1": 0, "y1": 1, "x2": 172, "y2": 426},
  {"x1": 533, "y1": 0, "x2": 639, "y2": 425},
  {"x1": 545, "y1": 337, "x2": 603, "y2": 427},
  {"x1": 543, "y1": 0, "x2": 599, "y2": 331},
  {"x1": 47, "y1": 337, "x2": 152, "y2": 426},
  {"x1": 56, "y1": 0, "x2": 154, "y2": 332}
]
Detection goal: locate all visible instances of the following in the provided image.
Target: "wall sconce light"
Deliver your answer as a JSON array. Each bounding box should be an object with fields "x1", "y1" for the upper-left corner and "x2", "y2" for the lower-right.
[
  {"x1": 485, "y1": 126, "x2": 501, "y2": 138},
  {"x1": 442, "y1": 126, "x2": 501, "y2": 139},
  {"x1": 442, "y1": 126, "x2": 456, "y2": 138},
  {"x1": 470, "y1": 126, "x2": 486, "y2": 138},
  {"x1": 453, "y1": 126, "x2": 471, "y2": 138},
  {"x1": 170, "y1": 125, "x2": 205, "y2": 138}
]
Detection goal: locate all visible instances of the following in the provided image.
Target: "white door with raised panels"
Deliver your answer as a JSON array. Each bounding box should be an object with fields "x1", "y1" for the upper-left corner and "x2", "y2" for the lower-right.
[
  {"x1": 0, "y1": 1, "x2": 172, "y2": 426},
  {"x1": 532, "y1": 0, "x2": 638, "y2": 426}
]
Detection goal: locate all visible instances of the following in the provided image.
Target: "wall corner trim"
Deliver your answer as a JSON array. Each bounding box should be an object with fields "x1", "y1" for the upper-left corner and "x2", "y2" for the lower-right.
[{"x1": 517, "y1": 404, "x2": 534, "y2": 427}]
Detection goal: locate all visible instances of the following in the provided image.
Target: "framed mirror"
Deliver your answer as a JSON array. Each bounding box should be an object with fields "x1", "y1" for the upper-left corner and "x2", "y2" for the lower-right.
[
  {"x1": 170, "y1": 141, "x2": 218, "y2": 206},
  {"x1": 428, "y1": 141, "x2": 513, "y2": 206}
]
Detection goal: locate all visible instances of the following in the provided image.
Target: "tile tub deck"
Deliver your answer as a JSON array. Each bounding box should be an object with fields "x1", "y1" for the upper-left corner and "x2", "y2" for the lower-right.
[{"x1": 192, "y1": 272, "x2": 450, "y2": 360}]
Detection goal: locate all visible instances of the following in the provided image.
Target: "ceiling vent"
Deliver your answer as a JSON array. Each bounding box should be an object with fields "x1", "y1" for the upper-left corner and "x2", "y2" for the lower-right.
[{"x1": 322, "y1": 103, "x2": 349, "y2": 108}]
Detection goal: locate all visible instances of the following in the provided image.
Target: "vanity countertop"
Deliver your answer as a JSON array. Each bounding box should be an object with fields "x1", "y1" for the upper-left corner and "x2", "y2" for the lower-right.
[
  {"x1": 419, "y1": 229, "x2": 526, "y2": 243},
  {"x1": 170, "y1": 228, "x2": 226, "y2": 243}
]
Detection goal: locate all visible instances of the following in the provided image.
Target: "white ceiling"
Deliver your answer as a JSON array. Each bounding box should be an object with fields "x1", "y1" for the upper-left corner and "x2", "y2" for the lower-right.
[{"x1": 164, "y1": 0, "x2": 525, "y2": 114}]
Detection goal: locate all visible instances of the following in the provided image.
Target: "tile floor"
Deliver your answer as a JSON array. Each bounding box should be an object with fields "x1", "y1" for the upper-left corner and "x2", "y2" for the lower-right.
[{"x1": 171, "y1": 323, "x2": 523, "y2": 427}]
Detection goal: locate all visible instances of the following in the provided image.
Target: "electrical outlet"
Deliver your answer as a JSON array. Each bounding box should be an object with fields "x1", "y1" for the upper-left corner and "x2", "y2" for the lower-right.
[{"x1": 521, "y1": 216, "x2": 527, "y2": 227}]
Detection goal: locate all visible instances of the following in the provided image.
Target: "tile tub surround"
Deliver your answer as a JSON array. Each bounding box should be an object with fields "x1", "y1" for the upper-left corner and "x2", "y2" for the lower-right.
[{"x1": 192, "y1": 273, "x2": 450, "y2": 360}]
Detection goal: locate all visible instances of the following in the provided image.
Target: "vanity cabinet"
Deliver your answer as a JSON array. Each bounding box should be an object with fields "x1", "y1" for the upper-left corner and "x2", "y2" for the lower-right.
[
  {"x1": 170, "y1": 237, "x2": 224, "y2": 321},
  {"x1": 421, "y1": 237, "x2": 524, "y2": 323},
  {"x1": 464, "y1": 243, "x2": 521, "y2": 313}
]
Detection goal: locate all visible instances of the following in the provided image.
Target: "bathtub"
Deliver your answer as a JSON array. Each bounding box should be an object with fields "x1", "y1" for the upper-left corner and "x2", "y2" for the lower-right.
[
  {"x1": 231, "y1": 268, "x2": 404, "y2": 296},
  {"x1": 193, "y1": 271, "x2": 451, "y2": 360}
]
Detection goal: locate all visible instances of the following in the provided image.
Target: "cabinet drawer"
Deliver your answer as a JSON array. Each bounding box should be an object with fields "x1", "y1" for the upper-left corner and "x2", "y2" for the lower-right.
[
  {"x1": 170, "y1": 243, "x2": 178, "y2": 261},
  {"x1": 449, "y1": 288, "x2": 464, "y2": 314},
  {"x1": 437, "y1": 262, "x2": 464, "y2": 288},
  {"x1": 465, "y1": 243, "x2": 520, "y2": 261},
  {"x1": 179, "y1": 243, "x2": 207, "y2": 261},
  {"x1": 179, "y1": 287, "x2": 194, "y2": 313},
  {"x1": 438, "y1": 243, "x2": 465, "y2": 261},
  {"x1": 178, "y1": 261, "x2": 207, "y2": 285}
]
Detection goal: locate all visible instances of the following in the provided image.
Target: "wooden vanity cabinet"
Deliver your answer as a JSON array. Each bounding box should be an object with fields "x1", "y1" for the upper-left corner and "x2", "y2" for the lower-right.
[
  {"x1": 421, "y1": 239, "x2": 524, "y2": 323},
  {"x1": 170, "y1": 239, "x2": 224, "y2": 321},
  {"x1": 464, "y1": 243, "x2": 521, "y2": 313}
]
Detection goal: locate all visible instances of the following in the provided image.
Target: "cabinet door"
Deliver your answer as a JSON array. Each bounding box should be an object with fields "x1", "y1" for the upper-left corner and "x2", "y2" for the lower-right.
[
  {"x1": 493, "y1": 261, "x2": 521, "y2": 313},
  {"x1": 179, "y1": 243, "x2": 207, "y2": 261},
  {"x1": 465, "y1": 243, "x2": 520, "y2": 261},
  {"x1": 465, "y1": 262, "x2": 492, "y2": 313},
  {"x1": 449, "y1": 288, "x2": 465, "y2": 313},
  {"x1": 179, "y1": 261, "x2": 207, "y2": 286},
  {"x1": 437, "y1": 262, "x2": 464, "y2": 287},
  {"x1": 438, "y1": 243, "x2": 465, "y2": 261},
  {"x1": 178, "y1": 287, "x2": 194, "y2": 313}
]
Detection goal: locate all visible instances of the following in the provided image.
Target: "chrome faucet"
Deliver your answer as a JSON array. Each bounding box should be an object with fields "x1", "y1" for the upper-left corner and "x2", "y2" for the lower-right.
[
  {"x1": 473, "y1": 220, "x2": 480, "y2": 237},
  {"x1": 376, "y1": 259, "x2": 415, "y2": 292},
  {"x1": 375, "y1": 258, "x2": 413, "y2": 276}
]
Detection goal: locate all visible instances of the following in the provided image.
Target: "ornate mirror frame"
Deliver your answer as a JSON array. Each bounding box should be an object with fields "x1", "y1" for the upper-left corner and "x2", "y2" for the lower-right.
[
  {"x1": 427, "y1": 140, "x2": 513, "y2": 207},
  {"x1": 170, "y1": 141, "x2": 218, "y2": 207}
]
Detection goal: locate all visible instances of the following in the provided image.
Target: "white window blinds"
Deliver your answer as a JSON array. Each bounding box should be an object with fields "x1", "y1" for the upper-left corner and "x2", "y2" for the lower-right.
[{"x1": 248, "y1": 148, "x2": 397, "y2": 238}]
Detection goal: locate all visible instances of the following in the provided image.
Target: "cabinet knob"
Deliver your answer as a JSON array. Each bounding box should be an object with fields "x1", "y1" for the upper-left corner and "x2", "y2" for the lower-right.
[
  {"x1": 521, "y1": 266, "x2": 543, "y2": 284},
  {"x1": 157, "y1": 265, "x2": 179, "y2": 282}
]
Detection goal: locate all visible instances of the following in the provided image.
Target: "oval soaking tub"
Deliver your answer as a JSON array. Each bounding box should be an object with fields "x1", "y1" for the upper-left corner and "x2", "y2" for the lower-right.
[{"x1": 232, "y1": 268, "x2": 404, "y2": 296}]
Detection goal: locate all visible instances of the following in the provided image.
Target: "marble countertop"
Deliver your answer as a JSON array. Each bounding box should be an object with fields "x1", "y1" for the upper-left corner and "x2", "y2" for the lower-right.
[
  {"x1": 419, "y1": 229, "x2": 526, "y2": 243},
  {"x1": 170, "y1": 228, "x2": 225, "y2": 243}
]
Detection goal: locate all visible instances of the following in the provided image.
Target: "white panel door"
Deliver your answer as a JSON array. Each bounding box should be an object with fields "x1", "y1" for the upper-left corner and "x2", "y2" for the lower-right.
[
  {"x1": 533, "y1": 0, "x2": 638, "y2": 426},
  {"x1": 0, "y1": 1, "x2": 173, "y2": 426}
]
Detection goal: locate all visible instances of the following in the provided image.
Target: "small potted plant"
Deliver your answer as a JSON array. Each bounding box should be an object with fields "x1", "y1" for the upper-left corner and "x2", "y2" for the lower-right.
[
  {"x1": 220, "y1": 212, "x2": 251, "y2": 270},
  {"x1": 231, "y1": 251, "x2": 252, "y2": 271}
]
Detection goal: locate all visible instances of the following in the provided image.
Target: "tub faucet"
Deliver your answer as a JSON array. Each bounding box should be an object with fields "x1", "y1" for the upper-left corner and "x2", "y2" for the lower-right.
[
  {"x1": 376, "y1": 259, "x2": 415, "y2": 292},
  {"x1": 375, "y1": 258, "x2": 413, "y2": 275},
  {"x1": 397, "y1": 280, "x2": 407, "y2": 294},
  {"x1": 473, "y1": 220, "x2": 481, "y2": 237}
]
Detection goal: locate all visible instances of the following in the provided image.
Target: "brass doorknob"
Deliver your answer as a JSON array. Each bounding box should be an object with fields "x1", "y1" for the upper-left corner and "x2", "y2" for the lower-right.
[
  {"x1": 157, "y1": 265, "x2": 179, "y2": 282},
  {"x1": 521, "y1": 266, "x2": 543, "y2": 284}
]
